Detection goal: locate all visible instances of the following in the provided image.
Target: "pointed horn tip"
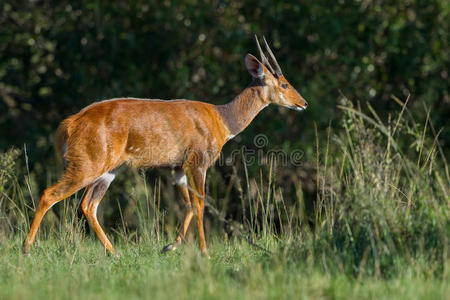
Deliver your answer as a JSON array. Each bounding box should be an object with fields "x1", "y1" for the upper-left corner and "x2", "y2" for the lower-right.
[
  {"x1": 254, "y1": 34, "x2": 262, "y2": 45},
  {"x1": 253, "y1": 34, "x2": 276, "y2": 75},
  {"x1": 262, "y1": 36, "x2": 282, "y2": 75}
]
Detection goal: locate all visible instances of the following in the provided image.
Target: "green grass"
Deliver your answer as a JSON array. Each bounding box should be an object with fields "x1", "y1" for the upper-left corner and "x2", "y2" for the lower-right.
[
  {"x1": 0, "y1": 237, "x2": 448, "y2": 300},
  {"x1": 0, "y1": 99, "x2": 449, "y2": 299}
]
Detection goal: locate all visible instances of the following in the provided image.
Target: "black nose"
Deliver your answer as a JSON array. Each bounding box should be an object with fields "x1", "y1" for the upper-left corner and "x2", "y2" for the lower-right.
[{"x1": 305, "y1": 101, "x2": 308, "y2": 107}]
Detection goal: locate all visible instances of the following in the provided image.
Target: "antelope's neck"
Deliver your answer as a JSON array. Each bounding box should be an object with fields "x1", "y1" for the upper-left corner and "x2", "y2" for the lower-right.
[{"x1": 216, "y1": 86, "x2": 268, "y2": 137}]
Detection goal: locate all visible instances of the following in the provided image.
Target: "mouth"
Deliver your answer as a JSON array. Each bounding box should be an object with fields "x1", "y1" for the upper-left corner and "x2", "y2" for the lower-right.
[{"x1": 287, "y1": 105, "x2": 306, "y2": 112}]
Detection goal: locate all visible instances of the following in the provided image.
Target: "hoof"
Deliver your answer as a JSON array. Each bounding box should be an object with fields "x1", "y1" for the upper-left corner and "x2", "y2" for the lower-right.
[
  {"x1": 108, "y1": 250, "x2": 119, "y2": 259},
  {"x1": 161, "y1": 243, "x2": 179, "y2": 253},
  {"x1": 22, "y1": 241, "x2": 31, "y2": 255}
]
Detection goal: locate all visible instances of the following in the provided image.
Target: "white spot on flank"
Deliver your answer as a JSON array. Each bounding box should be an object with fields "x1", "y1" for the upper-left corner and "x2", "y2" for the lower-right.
[{"x1": 129, "y1": 146, "x2": 134, "y2": 151}]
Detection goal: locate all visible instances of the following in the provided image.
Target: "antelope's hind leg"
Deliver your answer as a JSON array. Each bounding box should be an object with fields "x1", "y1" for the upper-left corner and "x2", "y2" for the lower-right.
[
  {"x1": 162, "y1": 171, "x2": 194, "y2": 253},
  {"x1": 23, "y1": 175, "x2": 86, "y2": 253},
  {"x1": 81, "y1": 172, "x2": 116, "y2": 255}
]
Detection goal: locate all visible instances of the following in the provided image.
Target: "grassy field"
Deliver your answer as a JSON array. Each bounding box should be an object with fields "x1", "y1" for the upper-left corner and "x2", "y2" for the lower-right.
[
  {"x1": 1, "y1": 99, "x2": 449, "y2": 299},
  {"x1": 0, "y1": 237, "x2": 448, "y2": 300}
]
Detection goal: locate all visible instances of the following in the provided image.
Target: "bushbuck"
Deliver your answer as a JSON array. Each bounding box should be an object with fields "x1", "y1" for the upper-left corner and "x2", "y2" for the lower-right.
[{"x1": 23, "y1": 36, "x2": 308, "y2": 258}]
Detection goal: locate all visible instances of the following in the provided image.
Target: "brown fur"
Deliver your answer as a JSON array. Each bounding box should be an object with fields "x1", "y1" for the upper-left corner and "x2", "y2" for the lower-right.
[
  {"x1": 23, "y1": 51, "x2": 307, "y2": 257},
  {"x1": 58, "y1": 99, "x2": 229, "y2": 178}
]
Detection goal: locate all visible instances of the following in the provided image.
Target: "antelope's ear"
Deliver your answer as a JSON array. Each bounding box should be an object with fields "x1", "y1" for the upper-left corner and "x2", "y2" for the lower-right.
[{"x1": 245, "y1": 54, "x2": 264, "y2": 79}]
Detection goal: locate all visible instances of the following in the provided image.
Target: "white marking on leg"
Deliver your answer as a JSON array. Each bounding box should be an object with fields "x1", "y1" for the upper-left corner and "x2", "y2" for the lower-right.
[
  {"x1": 93, "y1": 201, "x2": 100, "y2": 217},
  {"x1": 90, "y1": 172, "x2": 116, "y2": 216},
  {"x1": 175, "y1": 172, "x2": 187, "y2": 186},
  {"x1": 99, "y1": 172, "x2": 116, "y2": 184}
]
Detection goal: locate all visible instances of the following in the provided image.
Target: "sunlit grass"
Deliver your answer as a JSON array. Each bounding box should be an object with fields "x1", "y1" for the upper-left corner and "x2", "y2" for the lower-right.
[
  {"x1": 0, "y1": 236, "x2": 448, "y2": 300},
  {"x1": 0, "y1": 99, "x2": 448, "y2": 299}
]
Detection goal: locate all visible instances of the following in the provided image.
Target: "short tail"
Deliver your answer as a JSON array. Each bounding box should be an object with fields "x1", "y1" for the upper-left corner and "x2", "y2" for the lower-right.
[{"x1": 55, "y1": 118, "x2": 71, "y2": 168}]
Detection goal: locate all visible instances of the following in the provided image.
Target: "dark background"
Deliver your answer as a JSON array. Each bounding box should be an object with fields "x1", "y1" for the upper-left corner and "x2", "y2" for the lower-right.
[{"x1": 0, "y1": 0, "x2": 448, "y2": 232}]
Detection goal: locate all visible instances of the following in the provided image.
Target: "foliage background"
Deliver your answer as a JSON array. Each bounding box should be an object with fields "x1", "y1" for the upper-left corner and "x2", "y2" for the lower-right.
[{"x1": 0, "y1": 0, "x2": 448, "y2": 238}]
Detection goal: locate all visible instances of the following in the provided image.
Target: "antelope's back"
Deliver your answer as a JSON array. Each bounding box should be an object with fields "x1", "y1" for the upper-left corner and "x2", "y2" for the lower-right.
[{"x1": 58, "y1": 98, "x2": 229, "y2": 171}]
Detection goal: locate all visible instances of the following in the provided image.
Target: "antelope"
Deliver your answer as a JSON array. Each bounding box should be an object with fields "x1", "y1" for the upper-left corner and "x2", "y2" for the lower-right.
[{"x1": 23, "y1": 36, "x2": 308, "y2": 258}]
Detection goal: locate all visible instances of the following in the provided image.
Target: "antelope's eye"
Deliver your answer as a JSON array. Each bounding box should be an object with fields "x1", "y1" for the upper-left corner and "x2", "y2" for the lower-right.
[{"x1": 281, "y1": 83, "x2": 289, "y2": 89}]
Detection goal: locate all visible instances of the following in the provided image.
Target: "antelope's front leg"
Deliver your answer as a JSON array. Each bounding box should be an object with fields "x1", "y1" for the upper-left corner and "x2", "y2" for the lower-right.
[
  {"x1": 162, "y1": 182, "x2": 194, "y2": 253},
  {"x1": 185, "y1": 165, "x2": 209, "y2": 258}
]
